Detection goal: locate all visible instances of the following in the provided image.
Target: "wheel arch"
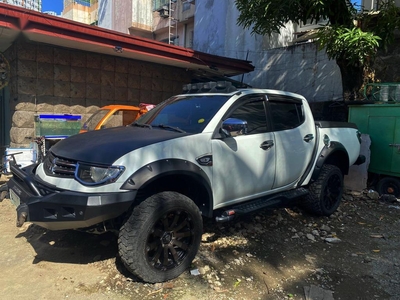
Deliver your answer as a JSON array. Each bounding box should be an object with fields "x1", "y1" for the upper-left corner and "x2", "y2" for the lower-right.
[
  {"x1": 121, "y1": 159, "x2": 213, "y2": 217},
  {"x1": 311, "y1": 142, "x2": 350, "y2": 181}
]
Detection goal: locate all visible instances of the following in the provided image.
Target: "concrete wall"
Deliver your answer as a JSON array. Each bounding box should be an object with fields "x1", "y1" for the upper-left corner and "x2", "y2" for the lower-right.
[
  {"x1": 4, "y1": 40, "x2": 189, "y2": 148},
  {"x1": 241, "y1": 43, "x2": 343, "y2": 102},
  {"x1": 193, "y1": 0, "x2": 295, "y2": 56},
  {"x1": 193, "y1": 0, "x2": 343, "y2": 102}
]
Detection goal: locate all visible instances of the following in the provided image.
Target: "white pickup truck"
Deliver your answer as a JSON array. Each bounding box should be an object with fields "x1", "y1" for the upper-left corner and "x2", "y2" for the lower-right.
[{"x1": 8, "y1": 81, "x2": 365, "y2": 283}]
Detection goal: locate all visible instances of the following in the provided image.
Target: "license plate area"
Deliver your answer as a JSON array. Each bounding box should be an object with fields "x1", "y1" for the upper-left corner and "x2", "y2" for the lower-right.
[{"x1": 9, "y1": 188, "x2": 20, "y2": 207}]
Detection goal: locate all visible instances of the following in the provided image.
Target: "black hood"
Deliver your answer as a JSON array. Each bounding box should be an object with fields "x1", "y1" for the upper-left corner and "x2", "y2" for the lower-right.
[{"x1": 50, "y1": 126, "x2": 190, "y2": 165}]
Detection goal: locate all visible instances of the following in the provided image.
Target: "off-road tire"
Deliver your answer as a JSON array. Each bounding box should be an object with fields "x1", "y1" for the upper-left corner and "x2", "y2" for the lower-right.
[
  {"x1": 302, "y1": 164, "x2": 343, "y2": 216},
  {"x1": 376, "y1": 177, "x2": 400, "y2": 197},
  {"x1": 118, "y1": 191, "x2": 203, "y2": 283},
  {"x1": 0, "y1": 184, "x2": 8, "y2": 202},
  {"x1": 0, "y1": 190, "x2": 7, "y2": 202}
]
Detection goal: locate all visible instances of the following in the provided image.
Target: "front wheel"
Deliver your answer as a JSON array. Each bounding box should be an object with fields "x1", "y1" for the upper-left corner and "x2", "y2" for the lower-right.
[
  {"x1": 302, "y1": 164, "x2": 344, "y2": 216},
  {"x1": 0, "y1": 184, "x2": 8, "y2": 202},
  {"x1": 118, "y1": 191, "x2": 203, "y2": 283}
]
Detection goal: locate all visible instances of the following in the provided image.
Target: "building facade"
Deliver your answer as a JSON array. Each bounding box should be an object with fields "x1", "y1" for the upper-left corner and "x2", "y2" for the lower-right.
[
  {"x1": 95, "y1": 0, "x2": 339, "y2": 102},
  {"x1": 362, "y1": 0, "x2": 400, "y2": 10},
  {"x1": 151, "y1": 0, "x2": 195, "y2": 48},
  {"x1": 97, "y1": 0, "x2": 195, "y2": 48},
  {"x1": 97, "y1": 0, "x2": 153, "y2": 38},
  {"x1": 61, "y1": 0, "x2": 98, "y2": 25},
  {"x1": 0, "y1": 0, "x2": 41, "y2": 11}
]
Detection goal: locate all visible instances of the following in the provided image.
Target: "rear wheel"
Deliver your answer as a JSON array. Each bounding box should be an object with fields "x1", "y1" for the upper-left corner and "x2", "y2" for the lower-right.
[
  {"x1": 376, "y1": 177, "x2": 400, "y2": 197},
  {"x1": 302, "y1": 164, "x2": 343, "y2": 216},
  {"x1": 118, "y1": 191, "x2": 203, "y2": 283}
]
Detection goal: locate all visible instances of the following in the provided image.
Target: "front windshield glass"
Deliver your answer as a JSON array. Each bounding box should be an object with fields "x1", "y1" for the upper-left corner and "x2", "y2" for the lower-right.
[{"x1": 136, "y1": 95, "x2": 230, "y2": 133}]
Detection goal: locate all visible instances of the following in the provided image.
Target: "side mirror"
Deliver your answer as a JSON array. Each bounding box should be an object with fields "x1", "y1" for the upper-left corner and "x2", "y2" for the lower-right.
[
  {"x1": 222, "y1": 118, "x2": 248, "y2": 137},
  {"x1": 219, "y1": 127, "x2": 231, "y2": 138}
]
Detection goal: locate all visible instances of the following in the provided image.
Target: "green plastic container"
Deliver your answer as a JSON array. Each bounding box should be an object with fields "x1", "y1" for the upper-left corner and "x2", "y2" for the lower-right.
[{"x1": 348, "y1": 104, "x2": 400, "y2": 177}]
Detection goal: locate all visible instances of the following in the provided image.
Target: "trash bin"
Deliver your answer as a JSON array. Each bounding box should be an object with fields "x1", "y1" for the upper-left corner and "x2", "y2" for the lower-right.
[{"x1": 348, "y1": 103, "x2": 400, "y2": 196}]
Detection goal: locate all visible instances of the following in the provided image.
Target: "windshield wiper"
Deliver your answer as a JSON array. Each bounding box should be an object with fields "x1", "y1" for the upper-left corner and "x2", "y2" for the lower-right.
[
  {"x1": 154, "y1": 124, "x2": 186, "y2": 133},
  {"x1": 131, "y1": 122, "x2": 152, "y2": 129}
]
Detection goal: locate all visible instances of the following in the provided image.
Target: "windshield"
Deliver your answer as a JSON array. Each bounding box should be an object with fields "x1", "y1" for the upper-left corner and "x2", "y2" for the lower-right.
[
  {"x1": 81, "y1": 109, "x2": 109, "y2": 131},
  {"x1": 136, "y1": 95, "x2": 231, "y2": 133}
]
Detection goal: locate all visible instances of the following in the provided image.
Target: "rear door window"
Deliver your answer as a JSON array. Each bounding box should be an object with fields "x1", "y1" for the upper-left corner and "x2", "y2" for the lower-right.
[{"x1": 267, "y1": 96, "x2": 305, "y2": 131}]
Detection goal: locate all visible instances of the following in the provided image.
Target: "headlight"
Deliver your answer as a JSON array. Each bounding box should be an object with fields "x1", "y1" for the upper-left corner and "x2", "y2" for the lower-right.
[{"x1": 76, "y1": 163, "x2": 125, "y2": 185}]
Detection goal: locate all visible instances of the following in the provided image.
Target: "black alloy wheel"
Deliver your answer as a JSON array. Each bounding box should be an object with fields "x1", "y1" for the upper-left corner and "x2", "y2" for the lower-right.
[
  {"x1": 146, "y1": 209, "x2": 195, "y2": 271},
  {"x1": 118, "y1": 191, "x2": 202, "y2": 283},
  {"x1": 302, "y1": 164, "x2": 344, "y2": 216},
  {"x1": 322, "y1": 172, "x2": 343, "y2": 212}
]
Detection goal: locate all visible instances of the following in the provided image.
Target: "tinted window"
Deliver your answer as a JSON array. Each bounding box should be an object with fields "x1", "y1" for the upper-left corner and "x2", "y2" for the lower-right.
[
  {"x1": 269, "y1": 101, "x2": 305, "y2": 131},
  {"x1": 226, "y1": 99, "x2": 267, "y2": 136}
]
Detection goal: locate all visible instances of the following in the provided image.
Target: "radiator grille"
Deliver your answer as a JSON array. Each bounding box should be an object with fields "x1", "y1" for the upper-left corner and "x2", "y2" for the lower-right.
[{"x1": 44, "y1": 152, "x2": 77, "y2": 178}]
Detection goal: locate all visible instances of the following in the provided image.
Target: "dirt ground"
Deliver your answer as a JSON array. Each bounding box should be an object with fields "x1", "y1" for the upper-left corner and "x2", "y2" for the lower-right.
[{"x1": 0, "y1": 182, "x2": 399, "y2": 300}]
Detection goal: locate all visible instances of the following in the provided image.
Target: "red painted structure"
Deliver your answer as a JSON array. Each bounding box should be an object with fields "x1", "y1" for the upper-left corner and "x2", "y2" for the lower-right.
[{"x1": 0, "y1": 3, "x2": 254, "y2": 78}]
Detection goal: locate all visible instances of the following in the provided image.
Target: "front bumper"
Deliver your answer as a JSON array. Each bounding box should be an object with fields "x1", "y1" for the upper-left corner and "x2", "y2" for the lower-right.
[{"x1": 8, "y1": 163, "x2": 137, "y2": 231}]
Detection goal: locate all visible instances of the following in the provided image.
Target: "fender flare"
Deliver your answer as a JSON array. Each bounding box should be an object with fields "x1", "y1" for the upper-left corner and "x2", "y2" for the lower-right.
[
  {"x1": 121, "y1": 159, "x2": 213, "y2": 216},
  {"x1": 311, "y1": 141, "x2": 349, "y2": 181}
]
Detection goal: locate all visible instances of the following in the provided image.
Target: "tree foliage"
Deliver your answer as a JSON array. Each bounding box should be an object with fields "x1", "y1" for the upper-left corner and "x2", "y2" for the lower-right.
[
  {"x1": 235, "y1": 0, "x2": 400, "y2": 99},
  {"x1": 317, "y1": 26, "x2": 380, "y2": 67},
  {"x1": 358, "y1": 0, "x2": 400, "y2": 50},
  {"x1": 236, "y1": 0, "x2": 353, "y2": 36}
]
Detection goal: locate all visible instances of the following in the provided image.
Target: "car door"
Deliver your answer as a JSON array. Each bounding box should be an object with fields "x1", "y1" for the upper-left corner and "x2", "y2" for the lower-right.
[
  {"x1": 266, "y1": 95, "x2": 316, "y2": 189},
  {"x1": 211, "y1": 95, "x2": 276, "y2": 209}
]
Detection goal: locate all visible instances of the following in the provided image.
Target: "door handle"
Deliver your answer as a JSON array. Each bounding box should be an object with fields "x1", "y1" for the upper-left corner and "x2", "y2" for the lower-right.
[
  {"x1": 304, "y1": 134, "x2": 314, "y2": 142},
  {"x1": 389, "y1": 144, "x2": 400, "y2": 151},
  {"x1": 260, "y1": 140, "x2": 274, "y2": 150}
]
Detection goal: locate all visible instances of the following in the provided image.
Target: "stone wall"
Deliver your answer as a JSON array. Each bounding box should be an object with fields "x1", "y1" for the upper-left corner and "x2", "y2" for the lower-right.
[{"x1": 4, "y1": 40, "x2": 190, "y2": 148}]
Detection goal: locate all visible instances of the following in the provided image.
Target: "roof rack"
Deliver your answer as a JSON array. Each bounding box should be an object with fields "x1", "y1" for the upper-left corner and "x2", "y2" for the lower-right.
[{"x1": 182, "y1": 81, "x2": 238, "y2": 94}]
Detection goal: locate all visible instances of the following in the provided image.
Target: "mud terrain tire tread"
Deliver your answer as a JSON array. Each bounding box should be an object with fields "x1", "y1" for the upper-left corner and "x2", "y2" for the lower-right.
[
  {"x1": 0, "y1": 191, "x2": 6, "y2": 202},
  {"x1": 302, "y1": 164, "x2": 343, "y2": 216},
  {"x1": 118, "y1": 191, "x2": 202, "y2": 283}
]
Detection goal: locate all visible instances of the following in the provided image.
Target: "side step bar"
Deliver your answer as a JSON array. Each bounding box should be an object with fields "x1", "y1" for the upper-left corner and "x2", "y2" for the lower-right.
[{"x1": 215, "y1": 188, "x2": 309, "y2": 222}]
